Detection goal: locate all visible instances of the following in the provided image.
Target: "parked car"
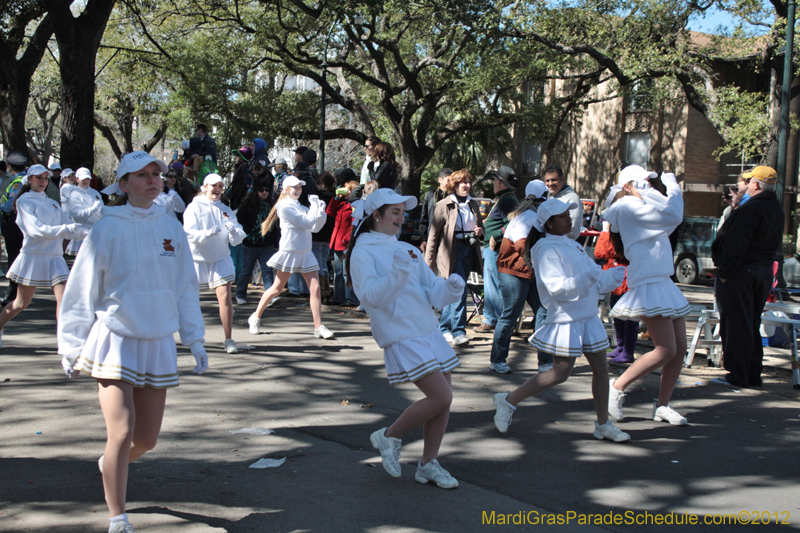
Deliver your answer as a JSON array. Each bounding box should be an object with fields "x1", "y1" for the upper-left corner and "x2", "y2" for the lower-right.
[{"x1": 673, "y1": 216, "x2": 717, "y2": 284}]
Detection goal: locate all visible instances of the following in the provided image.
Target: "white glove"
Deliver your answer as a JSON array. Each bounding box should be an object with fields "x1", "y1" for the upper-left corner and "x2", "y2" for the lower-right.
[
  {"x1": 190, "y1": 343, "x2": 208, "y2": 375},
  {"x1": 308, "y1": 194, "x2": 320, "y2": 205},
  {"x1": 92, "y1": 199, "x2": 103, "y2": 212},
  {"x1": 610, "y1": 266, "x2": 626, "y2": 285},
  {"x1": 446, "y1": 273, "x2": 466, "y2": 292},
  {"x1": 224, "y1": 221, "x2": 235, "y2": 233},
  {"x1": 61, "y1": 357, "x2": 79, "y2": 379},
  {"x1": 66, "y1": 223, "x2": 81, "y2": 234},
  {"x1": 660, "y1": 172, "x2": 678, "y2": 187},
  {"x1": 392, "y1": 248, "x2": 413, "y2": 267}
]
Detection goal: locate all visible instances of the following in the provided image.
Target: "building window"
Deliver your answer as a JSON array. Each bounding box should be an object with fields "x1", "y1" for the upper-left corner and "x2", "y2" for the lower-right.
[
  {"x1": 625, "y1": 132, "x2": 651, "y2": 167},
  {"x1": 628, "y1": 80, "x2": 653, "y2": 112},
  {"x1": 521, "y1": 141, "x2": 542, "y2": 176}
]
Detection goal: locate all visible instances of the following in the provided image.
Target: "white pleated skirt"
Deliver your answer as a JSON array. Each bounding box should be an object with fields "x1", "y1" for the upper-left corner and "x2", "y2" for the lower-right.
[
  {"x1": 383, "y1": 328, "x2": 460, "y2": 384},
  {"x1": 65, "y1": 239, "x2": 82, "y2": 256},
  {"x1": 194, "y1": 256, "x2": 235, "y2": 290},
  {"x1": 268, "y1": 250, "x2": 319, "y2": 274},
  {"x1": 75, "y1": 321, "x2": 179, "y2": 389},
  {"x1": 530, "y1": 316, "x2": 610, "y2": 357},
  {"x1": 7, "y1": 253, "x2": 69, "y2": 287},
  {"x1": 609, "y1": 278, "x2": 691, "y2": 319}
]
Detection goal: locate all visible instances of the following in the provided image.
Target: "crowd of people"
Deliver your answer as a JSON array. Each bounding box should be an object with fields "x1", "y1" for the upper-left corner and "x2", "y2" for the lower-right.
[{"x1": 0, "y1": 130, "x2": 785, "y2": 532}]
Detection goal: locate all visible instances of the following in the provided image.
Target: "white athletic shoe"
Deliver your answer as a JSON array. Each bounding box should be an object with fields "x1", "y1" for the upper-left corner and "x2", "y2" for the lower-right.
[
  {"x1": 314, "y1": 325, "x2": 334, "y2": 339},
  {"x1": 442, "y1": 332, "x2": 454, "y2": 344},
  {"x1": 414, "y1": 459, "x2": 458, "y2": 489},
  {"x1": 98, "y1": 455, "x2": 104, "y2": 473},
  {"x1": 451, "y1": 334, "x2": 470, "y2": 346},
  {"x1": 266, "y1": 297, "x2": 281, "y2": 308},
  {"x1": 493, "y1": 392, "x2": 516, "y2": 433},
  {"x1": 593, "y1": 420, "x2": 631, "y2": 442},
  {"x1": 248, "y1": 314, "x2": 260, "y2": 335},
  {"x1": 608, "y1": 379, "x2": 626, "y2": 420},
  {"x1": 370, "y1": 427, "x2": 402, "y2": 478},
  {"x1": 652, "y1": 403, "x2": 688, "y2": 425},
  {"x1": 236, "y1": 297, "x2": 247, "y2": 305},
  {"x1": 109, "y1": 521, "x2": 135, "y2": 533},
  {"x1": 224, "y1": 339, "x2": 239, "y2": 354}
]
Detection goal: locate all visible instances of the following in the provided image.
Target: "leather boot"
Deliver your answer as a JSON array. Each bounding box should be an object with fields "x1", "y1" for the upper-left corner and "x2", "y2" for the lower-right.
[{"x1": 607, "y1": 319, "x2": 625, "y2": 359}]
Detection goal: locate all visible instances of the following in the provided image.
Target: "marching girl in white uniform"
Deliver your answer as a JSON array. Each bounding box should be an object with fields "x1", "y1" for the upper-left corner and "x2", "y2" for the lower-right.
[
  {"x1": 58, "y1": 151, "x2": 208, "y2": 533},
  {"x1": 603, "y1": 166, "x2": 691, "y2": 426},
  {"x1": 154, "y1": 174, "x2": 186, "y2": 219},
  {"x1": 248, "y1": 175, "x2": 335, "y2": 339},
  {"x1": 59, "y1": 168, "x2": 77, "y2": 208},
  {"x1": 492, "y1": 198, "x2": 630, "y2": 442},
  {"x1": 66, "y1": 167, "x2": 103, "y2": 256},
  {"x1": 348, "y1": 189, "x2": 465, "y2": 488},
  {"x1": 183, "y1": 174, "x2": 246, "y2": 354},
  {"x1": 0, "y1": 165, "x2": 87, "y2": 348}
]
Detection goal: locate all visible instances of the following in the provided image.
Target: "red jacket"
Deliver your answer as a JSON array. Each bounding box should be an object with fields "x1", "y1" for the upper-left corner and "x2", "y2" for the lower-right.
[
  {"x1": 327, "y1": 198, "x2": 353, "y2": 251},
  {"x1": 593, "y1": 231, "x2": 629, "y2": 295}
]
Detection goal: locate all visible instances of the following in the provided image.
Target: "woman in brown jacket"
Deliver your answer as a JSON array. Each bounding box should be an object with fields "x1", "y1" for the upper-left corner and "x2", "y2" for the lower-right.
[{"x1": 424, "y1": 169, "x2": 484, "y2": 346}]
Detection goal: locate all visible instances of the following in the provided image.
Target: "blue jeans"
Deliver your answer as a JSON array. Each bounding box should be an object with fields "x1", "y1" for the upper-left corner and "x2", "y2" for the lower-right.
[
  {"x1": 236, "y1": 245, "x2": 275, "y2": 300},
  {"x1": 229, "y1": 243, "x2": 244, "y2": 282},
  {"x1": 332, "y1": 250, "x2": 359, "y2": 305},
  {"x1": 439, "y1": 240, "x2": 474, "y2": 337},
  {"x1": 490, "y1": 271, "x2": 551, "y2": 365},
  {"x1": 482, "y1": 247, "x2": 500, "y2": 326},
  {"x1": 287, "y1": 243, "x2": 330, "y2": 295}
]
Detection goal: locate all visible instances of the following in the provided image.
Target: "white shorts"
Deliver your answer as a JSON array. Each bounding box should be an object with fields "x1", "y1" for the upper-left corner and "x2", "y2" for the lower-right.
[
  {"x1": 7, "y1": 253, "x2": 69, "y2": 287},
  {"x1": 530, "y1": 316, "x2": 610, "y2": 357},
  {"x1": 610, "y1": 278, "x2": 691, "y2": 319},
  {"x1": 383, "y1": 328, "x2": 459, "y2": 384},
  {"x1": 195, "y1": 257, "x2": 235, "y2": 290}
]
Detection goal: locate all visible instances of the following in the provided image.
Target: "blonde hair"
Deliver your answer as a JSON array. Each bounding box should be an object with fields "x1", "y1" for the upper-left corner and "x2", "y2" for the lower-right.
[
  {"x1": 262, "y1": 190, "x2": 292, "y2": 235},
  {"x1": 363, "y1": 180, "x2": 379, "y2": 197},
  {"x1": 345, "y1": 180, "x2": 359, "y2": 193}
]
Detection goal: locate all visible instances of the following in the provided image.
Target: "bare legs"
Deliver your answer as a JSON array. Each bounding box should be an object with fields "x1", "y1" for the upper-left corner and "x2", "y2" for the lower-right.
[
  {"x1": 612, "y1": 316, "x2": 686, "y2": 407},
  {"x1": 0, "y1": 284, "x2": 36, "y2": 330},
  {"x1": 254, "y1": 270, "x2": 291, "y2": 317},
  {"x1": 506, "y1": 356, "x2": 574, "y2": 406},
  {"x1": 385, "y1": 371, "x2": 453, "y2": 465},
  {"x1": 215, "y1": 283, "x2": 233, "y2": 339},
  {"x1": 97, "y1": 380, "x2": 166, "y2": 517},
  {"x1": 252, "y1": 270, "x2": 324, "y2": 329}
]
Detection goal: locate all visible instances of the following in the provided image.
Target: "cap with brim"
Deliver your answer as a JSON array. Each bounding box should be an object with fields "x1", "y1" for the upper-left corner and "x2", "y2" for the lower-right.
[
  {"x1": 26, "y1": 164, "x2": 53, "y2": 178},
  {"x1": 534, "y1": 198, "x2": 578, "y2": 232},
  {"x1": 617, "y1": 164, "x2": 657, "y2": 186},
  {"x1": 525, "y1": 179, "x2": 548, "y2": 199},
  {"x1": 282, "y1": 176, "x2": 306, "y2": 189},
  {"x1": 202, "y1": 173, "x2": 224, "y2": 187},
  {"x1": 116, "y1": 151, "x2": 169, "y2": 177},
  {"x1": 274, "y1": 157, "x2": 288, "y2": 166},
  {"x1": 492, "y1": 165, "x2": 518, "y2": 187},
  {"x1": 742, "y1": 166, "x2": 778, "y2": 184},
  {"x1": 61, "y1": 168, "x2": 75, "y2": 178},
  {"x1": 169, "y1": 161, "x2": 184, "y2": 173},
  {"x1": 49, "y1": 162, "x2": 61, "y2": 170},
  {"x1": 6, "y1": 150, "x2": 27, "y2": 167},
  {"x1": 351, "y1": 188, "x2": 418, "y2": 229},
  {"x1": 76, "y1": 167, "x2": 92, "y2": 181}
]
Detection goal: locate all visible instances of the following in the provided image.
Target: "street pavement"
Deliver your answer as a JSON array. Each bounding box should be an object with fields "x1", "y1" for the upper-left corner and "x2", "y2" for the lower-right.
[{"x1": 1, "y1": 283, "x2": 799, "y2": 532}]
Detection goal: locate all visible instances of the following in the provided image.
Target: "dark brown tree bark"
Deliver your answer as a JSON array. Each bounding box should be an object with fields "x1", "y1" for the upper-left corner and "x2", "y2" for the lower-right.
[
  {"x1": 0, "y1": 5, "x2": 53, "y2": 158},
  {"x1": 43, "y1": 0, "x2": 117, "y2": 169}
]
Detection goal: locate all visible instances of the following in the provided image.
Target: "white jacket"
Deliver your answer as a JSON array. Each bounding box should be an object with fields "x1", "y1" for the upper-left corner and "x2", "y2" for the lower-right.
[
  {"x1": 68, "y1": 186, "x2": 103, "y2": 227},
  {"x1": 16, "y1": 191, "x2": 87, "y2": 255},
  {"x1": 154, "y1": 189, "x2": 186, "y2": 218},
  {"x1": 276, "y1": 196, "x2": 326, "y2": 253},
  {"x1": 532, "y1": 234, "x2": 621, "y2": 323},
  {"x1": 183, "y1": 195, "x2": 246, "y2": 262},
  {"x1": 350, "y1": 231, "x2": 462, "y2": 348},
  {"x1": 602, "y1": 177, "x2": 683, "y2": 288},
  {"x1": 58, "y1": 203, "x2": 205, "y2": 363},
  {"x1": 60, "y1": 183, "x2": 77, "y2": 214}
]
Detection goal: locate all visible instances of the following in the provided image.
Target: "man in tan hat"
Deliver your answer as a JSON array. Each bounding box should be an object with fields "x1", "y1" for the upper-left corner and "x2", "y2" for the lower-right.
[{"x1": 711, "y1": 166, "x2": 784, "y2": 388}]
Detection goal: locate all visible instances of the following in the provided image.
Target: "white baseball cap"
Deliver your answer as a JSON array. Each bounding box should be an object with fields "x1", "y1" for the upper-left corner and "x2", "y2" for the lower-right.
[
  {"x1": 116, "y1": 151, "x2": 169, "y2": 178},
  {"x1": 49, "y1": 162, "x2": 61, "y2": 171},
  {"x1": 202, "y1": 173, "x2": 224, "y2": 187},
  {"x1": 274, "y1": 156, "x2": 288, "y2": 166},
  {"x1": 26, "y1": 164, "x2": 53, "y2": 178},
  {"x1": 617, "y1": 164, "x2": 656, "y2": 186},
  {"x1": 533, "y1": 198, "x2": 577, "y2": 232},
  {"x1": 61, "y1": 168, "x2": 75, "y2": 178},
  {"x1": 76, "y1": 167, "x2": 92, "y2": 181},
  {"x1": 351, "y1": 188, "x2": 417, "y2": 227},
  {"x1": 282, "y1": 176, "x2": 306, "y2": 189},
  {"x1": 525, "y1": 179, "x2": 548, "y2": 199}
]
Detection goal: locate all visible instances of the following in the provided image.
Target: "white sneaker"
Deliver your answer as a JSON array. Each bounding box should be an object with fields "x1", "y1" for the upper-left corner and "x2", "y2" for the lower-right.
[
  {"x1": 493, "y1": 392, "x2": 516, "y2": 433},
  {"x1": 370, "y1": 427, "x2": 402, "y2": 478},
  {"x1": 442, "y1": 331, "x2": 454, "y2": 344},
  {"x1": 248, "y1": 313, "x2": 260, "y2": 335},
  {"x1": 608, "y1": 379, "x2": 626, "y2": 420},
  {"x1": 653, "y1": 403, "x2": 688, "y2": 425},
  {"x1": 266, "y1": 297, "x2": 281, "y2": 308},
  {"x1": 224, "y1": 339, "x2": 239, "y2": 354},
  {"x1": 452, "y1": 334, "x2": 470, "y2": 346},
  {"x1": 538, "y1": 362, "x2": 553, "y2": 373},
  {"x1": 98, "y1": 455, "x2": 104, "y2": 473},
  {"x1": 109, "y1": 521, "x2": 134, "y2": 533},
  {"x1": 593, "y1": 420, "x2": 631, "y2": 442},
  {"x1": 314, "y1": 325, "x2": 334, "y2": 339},
  {"x1": 236, "y1": 297, "x2": 247, "y2": 305},
  {"x1": 415, "y1": 459, "x2": 458, "y2": 489}
]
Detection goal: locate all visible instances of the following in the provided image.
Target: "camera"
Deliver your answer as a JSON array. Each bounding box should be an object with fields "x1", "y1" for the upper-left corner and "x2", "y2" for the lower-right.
[{"x1": 467, "y1": 233, "x2": 481, "y2": 247}]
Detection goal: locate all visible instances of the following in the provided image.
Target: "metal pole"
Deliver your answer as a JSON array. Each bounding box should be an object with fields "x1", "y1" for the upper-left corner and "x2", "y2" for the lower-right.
[
  {"x1": 776, "y1": 0, "x2": 796, "y2": 206},
  {"x1": 320, "y1": 19, "x2": 339, "y2": 174}
]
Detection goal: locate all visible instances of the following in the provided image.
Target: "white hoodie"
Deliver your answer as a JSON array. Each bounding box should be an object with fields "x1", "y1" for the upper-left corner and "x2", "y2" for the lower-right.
[
  {"x1": 532, "y1": 233, "x2": 621, "y2": 323},
  {"x1": 154, "y1": 189, "x2": 186, "y2": 218},
  {"x1": 58, "y1": 203, "x2": 205, "y2": 363},
  {"x1": 183, "y1": 195, "x2": 246, "y2": 262},
  {"x1": 350, "y1": 231, "x2": 462, "y2": 348},
  {"x1": 602, "y1": 176, "x2": 683, "y2": 288},
  {"x1": 16, "y1": 191, "x2": 87, "y2": 255},
  {"x1": 276, "y1": 196, "x2": 326, "y2": 253},
  {"x1": 68, "y1": 185, "x2": 103, "y2": 227},
  {"x1": 60, "y1": 183, "x2": 77, "y2": 214}
]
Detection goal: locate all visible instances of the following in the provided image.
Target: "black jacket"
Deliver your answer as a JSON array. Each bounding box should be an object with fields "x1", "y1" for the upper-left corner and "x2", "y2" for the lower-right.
[
  {"x1": 419, "y1": 188, "x2": 446, "y2": 244},
  {"x1": 312, "y1": 188, "x2": 336, "y2": 244},
  {"x1": 198, "y1": 134, "x2": 217, "y2": 163},
  {"x1": 712, "y1": 190, "x2": 784, "y2": 279},
  {"x1": 369, "y1": 161, "x2": 398, "y2": 190}
]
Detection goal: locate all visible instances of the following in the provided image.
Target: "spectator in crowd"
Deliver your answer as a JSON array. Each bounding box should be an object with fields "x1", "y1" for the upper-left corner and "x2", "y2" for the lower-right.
[
  {"x1": 226, "y1": 145, "x2": 256, "y2": 211},
  {"x1": 543, "y1": 164, "x2": 582, "y2": 240},
  {"x1": 369, "y1": 142, "x2": 399, "y2": 191},
  {"x1": 195, "y1": 123, "x2": 217, "y2": 163},
  {"x1": 328, "y1": 176, "x2": 360, "y2": 306},
  {"x1": 310, "y1": 172, "x2": 336, "y2": 300},
  {"x1": 360, "y1": 136, "x2": 381, "y2": 185},
  {"x1": 294, "y1": 146, "x2": 308, "y2": 165},
  {"x1": 419, "y1": 168, "x2": 452, "y2": 254},
  {"x1": 424, "y1": 169, "x2": 484, "y2": 347},
  {"x1": 1, "y1": 150, "x2": 28, "y2": 306},
  {"x1": 272, "y1": 157, "x2": 290, "y2": 201},
  {"x1": 474, "y1": 166, "x2": 519, "y2": 334},
  {"x1": 46, "y1": 162, "x2": 62, "y2": 203},
  {"x1": 712, "y1": 166, "x2": 784, "y2": 388},
  {"x1": 235, "y1": 177, "x2": 278, "y2": 305},
  {"x1": 166, "y1": 162, "x2": 195, "y2": 212}
]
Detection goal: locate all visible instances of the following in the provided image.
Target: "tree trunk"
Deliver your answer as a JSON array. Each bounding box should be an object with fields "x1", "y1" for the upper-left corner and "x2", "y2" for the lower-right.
[{"x1": 0, "y1": 83, "x2": 32, "y2": 156}]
